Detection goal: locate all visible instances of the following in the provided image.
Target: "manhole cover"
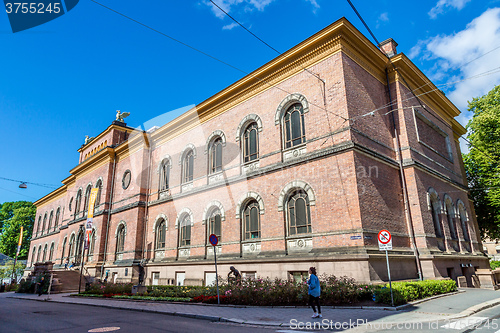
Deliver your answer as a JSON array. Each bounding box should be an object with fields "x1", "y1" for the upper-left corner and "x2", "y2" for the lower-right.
[{"x1": 88, "y1": 328, "x2": 120, "y2": 332}]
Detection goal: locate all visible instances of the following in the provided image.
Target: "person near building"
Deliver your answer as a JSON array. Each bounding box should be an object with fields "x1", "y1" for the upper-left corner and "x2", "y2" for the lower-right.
[
  {"x1": 307, "y1": 267, "x2": 322, "y2": 318},
  {"x1": 227, "y1": 266, "x2": 241, "y2": 283}
]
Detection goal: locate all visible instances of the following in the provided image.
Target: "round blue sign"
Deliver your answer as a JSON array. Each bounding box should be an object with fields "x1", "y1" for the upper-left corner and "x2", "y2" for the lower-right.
[{"x1": 209, "y1": 234, "x2": 218, "y2": 246}]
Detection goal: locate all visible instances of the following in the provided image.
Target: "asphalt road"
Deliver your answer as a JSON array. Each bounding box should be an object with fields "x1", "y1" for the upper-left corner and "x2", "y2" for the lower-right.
[{"x1": 0, "y1": 296, "x2": 276, "y2": 333}]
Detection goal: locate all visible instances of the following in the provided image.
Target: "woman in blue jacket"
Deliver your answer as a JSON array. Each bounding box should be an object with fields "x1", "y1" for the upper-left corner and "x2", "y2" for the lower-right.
[{"x1": 307, "y1": 267, "x2": 321, "y2": 318}]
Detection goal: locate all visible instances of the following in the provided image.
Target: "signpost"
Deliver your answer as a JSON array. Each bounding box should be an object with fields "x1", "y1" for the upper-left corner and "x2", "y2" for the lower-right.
[
  {"x1": 209, "y1": 234, "x2": 220, "y2": 305},
  {"x1": 378, "y1": 229, "x2": 394, "y2": 307}
]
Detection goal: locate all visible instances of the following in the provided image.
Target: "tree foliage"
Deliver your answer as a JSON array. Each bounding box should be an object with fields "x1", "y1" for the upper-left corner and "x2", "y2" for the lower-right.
[
  {"x1": 0, "y1": 260, "x2": 26, "y2": 280},
  {"x1": 464, "y1": 85, "x2": 500, "y2": 240},
  {"x1": 0, "y1": 202, "x2": 35, "y2": 259}
]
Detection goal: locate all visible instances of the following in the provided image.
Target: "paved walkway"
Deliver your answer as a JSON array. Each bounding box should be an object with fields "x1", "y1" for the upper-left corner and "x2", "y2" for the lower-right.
[{"x1": 5, "y1": 288, "x2": 500, "y2": 329}]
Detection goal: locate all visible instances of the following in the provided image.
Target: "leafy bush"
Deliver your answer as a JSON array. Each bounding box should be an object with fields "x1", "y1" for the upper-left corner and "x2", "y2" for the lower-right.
[
  {"x1": 373, "y1": 279, "x2": 457, "y2": 306},
  {"x1": 490, "y1": 261, "x2": 500, "y2": 270},
  {"x1": 82, "y1": 282, "x2": 133, "y2": 295},
  {"x1": 146, "y1": 285, "x2": 211, "y2": 298}
]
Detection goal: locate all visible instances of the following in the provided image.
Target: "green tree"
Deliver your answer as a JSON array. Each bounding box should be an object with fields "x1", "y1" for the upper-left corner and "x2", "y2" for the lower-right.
[
  {"x1": 0, "y1": 260, "x2": 26, "y2": 280},
  {"x1": 0, "y1": 203, "x2": 35, "y2": 259},
  {"x1": 464, "y1": 85, "x2": 500, "y2": 240},
  {"x1": 0, "y1": 201, "x2": 33, "y2": 231}
]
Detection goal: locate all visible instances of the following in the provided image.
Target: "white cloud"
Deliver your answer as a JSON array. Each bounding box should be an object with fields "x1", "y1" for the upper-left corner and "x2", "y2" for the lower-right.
[
  {"x1": 410, "y1": 8, "x2": 500, "y2": 123},
  {"x1": 379, "y1": 12, "x2": 389, "y2": 22},
  {"x1": 222, "y1": 22, "x2": 239, "y2": 30},
  {"x1": 428, "y1": 0, "x2": 471, "y2": 19},
  {"x1": 206, "y1": 0, "x2": 319, "y2": 20}
]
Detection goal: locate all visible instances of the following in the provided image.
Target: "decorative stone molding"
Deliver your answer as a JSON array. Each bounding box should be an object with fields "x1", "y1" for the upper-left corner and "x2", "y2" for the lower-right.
[
  {"x1": 275, "y1": 93, "x2": 309, "y2": 125},
  {"x1": 115, "y1": 221, "x2": 127, "y2": 237},
  {"x1": 157, "y1": 155, "x2": 172, "y2": 174},
  {"x1": 175, "y1": 208, "x2": 194, "y2": 229},
  {"x1": 179, "y1": 248, "x2": 190, "y2": 257},
  {"x1": 181, "y1": 182, "x2": 193, "y2": 193},
  {"x1": 242, "y1": 242, "x2": 261, "y2": 255},
  {"x1": 202, "y1": 200, "x2": 226, "y2": 222},
  {"x1": 242, "y1": 161, "x2": 259, "y2": 174},
  {"x1": 235, "y1": 192, "x2": 265, "y2": 219},
  {"x1": 207, "y1": 246, "x2": 222, "y2": 256},
  {"x1": 208, "y1": 172, "x2": 224, "y2": 185},
  {"x1": 277, "y1": 180, "x2": 316, "y2": 212},
  {"x1": 178, "y1": 144, "x2": 196, "y2": 165},
  {"x1": 205, "y1": 130, "x2": 227, "y2": 154},
  {"x1": 283, "y1": 145, "x2": 307, "y2": 162},
  {"x1": 153, "y1": 214, "x2": 168, "y2": 233},
  {"x1": 235, "y1": 114, "x2": 263, "y2": 141}
]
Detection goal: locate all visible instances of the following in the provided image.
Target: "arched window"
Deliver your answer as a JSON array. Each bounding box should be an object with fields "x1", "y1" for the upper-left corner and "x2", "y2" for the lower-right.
[
  {"x1": 159, "y1": 160, "x2": 170, "y2": 192},
  {"x1": 155, "y1": 219, "x2": 166, "y2": 250},
  {"x1": 89, "y1": 230, "x2": 96, "y2": 257},
  {"x1": 42, "y1": 244, "x2": 47, "y2": 262},
  {"x1": 182, "y1": 150, "x2": 194, "y2": 183},
  {"x1": 116, "y1": 224, "x2": 125, "y2": 259},
  {"x1": 283, "y1": 103, "x2": 305, "y2": 148},
  {"x1": 180, "y1": 215, "x2": 191, "y2": 246},
  {"x1": 36, "y1": 246, "x2": 41, "y2": 263},
  {"x1": 243, "y1": 123, "x2": 259, "y2": 163},
  {"x1": 61, "y1": 237, "x2": 67, "y2": 264},
  {"x1": 208, "y1": 209, "x2": 222, "y2": 242},
  {"x1": 243, "y1": 200, "x2": 261, "y2": 240},
  {"x1": 429, "y1": 192, "x2": 443, "y2": 238},
  {"x1": 48, "y1": 211, "x2": 54, "y2": 232},
  {"x1": 84, "y1": 185, "x2": 92, "y2": 212},
  {"x1": 445, "y1": 200, "x2": 458, "y2": 240},
  {"x1": 458, "y1": 205, "x2": 470, "y2": 242},
  {"x1": 95, "y1": 180, "x2": 103, "y2": 208},
  {"x1": 36, "y1": 216, "x2": 41, "y2": 235},
  {"x1": 75, "y1": 230, "x2": 84, "y2": 263},
  {"x1": 42, "y1": 213, "x2": 47, "y2": 235},
  {"x1": 287, "y1": 191, "x2": 312, "y2": 235},
  {"x1": 69, "y1": 234, "x2": 75, "y2": 258},
  {"x1": 49, "y1": 242, "x2": 55, "y2": 261},
  {"x1": 209, "y1": 138, "x2": 223, "y2": 174},
  {"x1": 75, "y1": 189, "x2": 82, "y2": 216},
  {"x1": 31, "y1": 246, "x2": 36, "y2": 266},
  {"x1": 54, "y1": 208, "x2": 60, "y2": 231}
]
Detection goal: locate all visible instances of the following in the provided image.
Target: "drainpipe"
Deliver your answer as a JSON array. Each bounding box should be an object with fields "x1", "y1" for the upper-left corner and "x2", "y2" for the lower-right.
[
  {"x1": 385, "y1": 68, "x2": 423, "y2": 281},
  {"x1": 100, "y1": 150, "x2": 117, "y2": 280},
  {"x1": 142, "y1": 131, "x2": 152, "y2": 261}
]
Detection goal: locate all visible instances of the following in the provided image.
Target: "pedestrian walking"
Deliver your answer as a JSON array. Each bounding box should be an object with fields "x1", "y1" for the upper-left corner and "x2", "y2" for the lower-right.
[
  {"x1": 307, "y1": 266, "x2": 321, "y2": 318},
  {"x1": 37, "y1": 276, "x2": 45, "y2": 296}
]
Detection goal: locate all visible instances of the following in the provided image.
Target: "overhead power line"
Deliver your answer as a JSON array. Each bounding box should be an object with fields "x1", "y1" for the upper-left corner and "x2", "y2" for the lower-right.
[
  {"x1": 90, "y1": 0, "x2": 347, "y2": 121},
  {"x1": 0, "y1": 176, "x2": 59, "y2": 189}
]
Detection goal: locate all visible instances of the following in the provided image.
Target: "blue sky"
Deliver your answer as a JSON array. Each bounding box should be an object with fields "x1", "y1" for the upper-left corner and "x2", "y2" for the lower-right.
[{"x1": 1, "y1": 0, "x2": 499, "y2": 204}]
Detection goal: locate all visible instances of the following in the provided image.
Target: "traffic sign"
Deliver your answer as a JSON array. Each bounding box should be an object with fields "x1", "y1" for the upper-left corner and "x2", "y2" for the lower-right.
[
  {"x1": 209, "y1": 234, "x2": 218, "y2": 247},
  {"x1": 378, "y1": 230, "x2": 392, "y2": 251}
]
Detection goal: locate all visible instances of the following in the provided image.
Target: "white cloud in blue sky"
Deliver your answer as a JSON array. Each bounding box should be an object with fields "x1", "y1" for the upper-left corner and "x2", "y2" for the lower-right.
[
  {"x1": 206, "y1": 0, "x2": 319, "y2": 20},
  {"x1": 222, "y1": 22, "x2": 239, "y2": 30},
  {"x1": 410, "y1": 7, "x2": 500, "y2": 152},
  {"x1": 428, "y1": 0, "x2": 471, "y2": 19}
]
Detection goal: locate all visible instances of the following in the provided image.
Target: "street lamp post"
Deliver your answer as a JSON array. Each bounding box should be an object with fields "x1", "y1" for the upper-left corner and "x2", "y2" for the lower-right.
[{"x1": 78, "y1": 224, "x2": 86, "y2": 294}]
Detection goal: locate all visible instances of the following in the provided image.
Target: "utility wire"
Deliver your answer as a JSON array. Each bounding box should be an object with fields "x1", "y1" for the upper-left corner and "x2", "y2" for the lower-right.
[
  {"x1": 345, "y1": 0, "x2": 497, "y2": 163},
  {"x1": 0, "y1": 176, "x2": 59, "y2": 189},
  {"x1": 90, "y1": 0, "x2": 347, "y2": 121},
  {"x1": 208, "y1": 0, "x2": 324, "y2": 82}
]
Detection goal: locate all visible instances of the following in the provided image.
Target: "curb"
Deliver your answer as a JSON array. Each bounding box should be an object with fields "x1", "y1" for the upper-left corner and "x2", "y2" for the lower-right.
[{"x1": 8, "y1": 292, "x2": 500, "y2": 328}]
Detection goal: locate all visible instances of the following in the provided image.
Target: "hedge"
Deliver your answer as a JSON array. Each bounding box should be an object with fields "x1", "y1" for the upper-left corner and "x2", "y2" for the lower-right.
[{"x1": 373, "y1": 279, "x2": 457, "y2": 306}]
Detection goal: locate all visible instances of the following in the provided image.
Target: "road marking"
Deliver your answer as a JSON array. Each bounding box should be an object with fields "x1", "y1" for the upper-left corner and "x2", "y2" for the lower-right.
[
  {"x1": 88, "y1": 327, "x2": 121, "y2": 332},
  {"x1": 441, "y1": 317, "x2": 488, "y2": 330}
]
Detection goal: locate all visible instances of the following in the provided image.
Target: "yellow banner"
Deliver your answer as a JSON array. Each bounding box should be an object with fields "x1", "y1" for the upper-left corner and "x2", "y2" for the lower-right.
[{"x1": 87, "y1": 188, "x2": 99, "y2": 218}]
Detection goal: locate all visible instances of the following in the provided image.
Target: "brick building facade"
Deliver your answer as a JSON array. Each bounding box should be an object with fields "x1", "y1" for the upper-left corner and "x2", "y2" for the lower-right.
[{"x1": 27, "y1": 18, "x2": 488, "y2": 286}]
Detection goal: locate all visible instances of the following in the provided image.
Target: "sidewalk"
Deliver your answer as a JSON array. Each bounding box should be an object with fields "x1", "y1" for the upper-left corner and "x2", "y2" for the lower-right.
[{"x1": 6, "y1": 288, "x2": 500, "y2": 328}]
